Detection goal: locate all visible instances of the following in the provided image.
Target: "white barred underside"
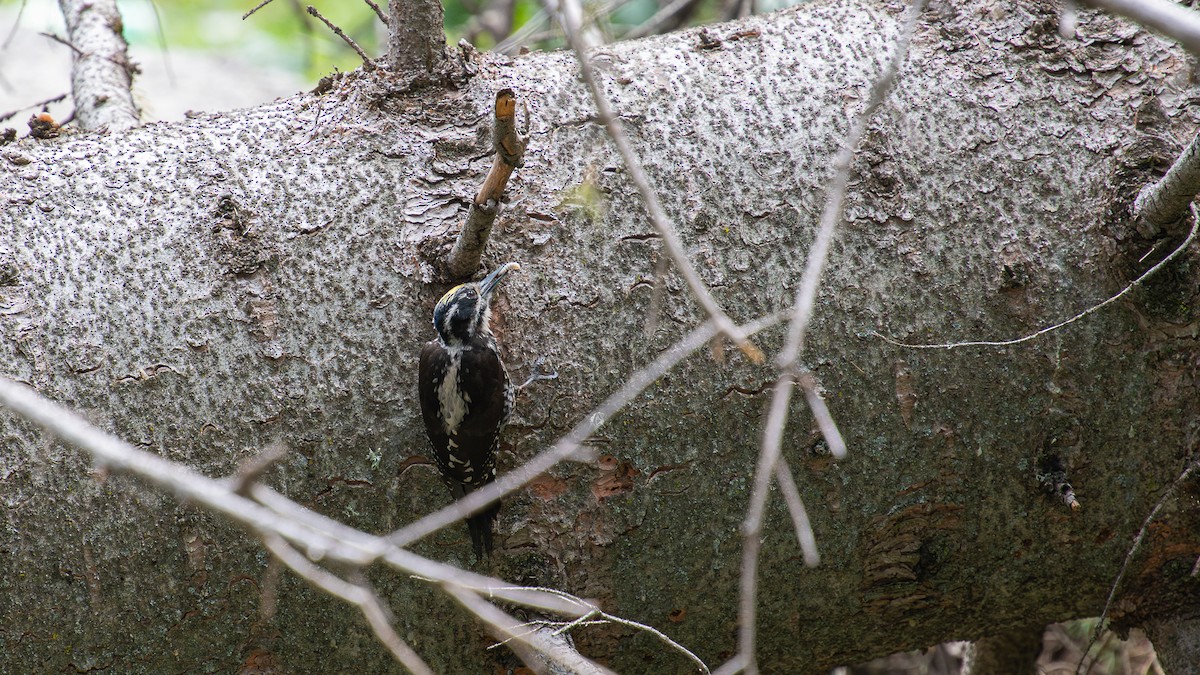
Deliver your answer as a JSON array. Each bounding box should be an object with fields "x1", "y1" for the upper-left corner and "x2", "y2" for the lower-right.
[{"x1": 436, "y1": 352, "x2": 468, "y2": 434}]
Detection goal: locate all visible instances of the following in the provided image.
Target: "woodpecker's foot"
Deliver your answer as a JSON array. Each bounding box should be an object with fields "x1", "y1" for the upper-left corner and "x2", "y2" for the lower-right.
[{"x1": 519, "y1": 356, "x2": 558, "y2": 390}]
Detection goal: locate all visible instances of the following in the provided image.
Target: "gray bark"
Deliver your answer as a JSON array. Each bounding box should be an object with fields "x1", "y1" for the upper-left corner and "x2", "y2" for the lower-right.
[
  {"x1": 3, "y1": 0, "x2": 1200, "y2": 672},
  {"x1": 387, "y1": 0, "x2": 452, "y2": 77},
  {"x1": 56, "y1": 0, "x2": 140, "y2": 131},
  {"x1": 1145, "y1": 618, "x2": 1200, "y2": 675}
]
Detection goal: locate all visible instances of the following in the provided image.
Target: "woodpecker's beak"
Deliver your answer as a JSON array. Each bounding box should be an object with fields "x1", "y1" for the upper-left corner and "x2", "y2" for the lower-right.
[{"x1": 479, "y1": 262, "x2": 520, "y2": 299}]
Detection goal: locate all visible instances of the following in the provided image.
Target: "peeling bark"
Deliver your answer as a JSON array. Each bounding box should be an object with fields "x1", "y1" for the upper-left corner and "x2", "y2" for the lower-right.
[{"x1": 3, "y1": 0, "x2": 1200, "y2": 672}]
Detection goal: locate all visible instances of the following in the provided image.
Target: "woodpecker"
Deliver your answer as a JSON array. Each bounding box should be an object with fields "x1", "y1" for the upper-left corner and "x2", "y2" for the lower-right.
[{"x1": 418, "y1": 262, "x2": 521, "y2": 558}]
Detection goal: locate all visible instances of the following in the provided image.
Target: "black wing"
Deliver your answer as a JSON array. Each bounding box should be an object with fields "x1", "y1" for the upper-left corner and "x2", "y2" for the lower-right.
[
  {"x1": 418, "y1": 341, "x2": 450, "y2": 471},
  {"x1": 452, "y1": 342, "x2": 510, "y2": 480},
  {"x1": 418, "y1": 340, "x2": 505, "y2": 557}
]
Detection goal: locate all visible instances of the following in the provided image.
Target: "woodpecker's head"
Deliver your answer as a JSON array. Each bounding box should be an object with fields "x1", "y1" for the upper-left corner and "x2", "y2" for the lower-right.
[{"x1": 432, "y1": 262, "x2": 520, "y2": 347}]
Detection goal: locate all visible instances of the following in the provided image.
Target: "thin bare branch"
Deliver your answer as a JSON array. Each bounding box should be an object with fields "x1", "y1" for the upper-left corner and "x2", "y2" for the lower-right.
[
  {"x1": 542, "y1": 0, "x2": 763, "y2": 362},
  {"x1": 454, "y1": 582, "x2": 589, "y2": 608},
  {"x1": 487, "y1": 619, "x2": 608, "y2": 650},
  {"x1": 495, "y1": 8, "x2": 550, "y2": 54},
  {"x1": 230, "y1": 440, "x2": 288, "y2": 496},
  {"x1": 1075, "y1": 460, "x2": 1200, "y2": 675},
  {"x1": 0, "y1": 93, "x2": 69, "y2": 124},
  {"x1": 797, "y1": 371, "x2": 846, "y2": 459},
  {"x1": 731, "y1": 374, "x2": 790, "y2": 674},
  {"x1": 388, "y1": 311, "x2": 784, "y2": 549},
  {"x1": 307, "y1": 5, "x2": 378, "y2": 70},
  {"x1": 363, "y1": 0, "x2": 390, "y2": 26},
  {"x1": 40, "y1": 31, "x2": 84, "y2": 56},
  {"x1": 1081, "y1": 0, "x2": 1200, "y2": 56},
  {"x1": 500, "y1": 595, "x2": 710, "y2": 673},
  {"x1": 0, "y1": 376, "x2": 367, "y2": 560},
  {"x1": 2, "y1": 0, "x2": 29, "y2": 49},
  {"x1": 597, "y1": 611, "x2": 710, "y2": 673},
  {"x1": 145, "y1": 0, "x2": 176, "y2": 86},
  {"x1": 711, "y1": 653, "x2": 750, "y2": 675},
  {"x1": 263, "y1": 534, "x2": 435, "y2": 675},
  {"x1": 729, "y1": 0, "x2": 927, "y2": 670},
  {"x1": 778, "y1": 16, "x2": 922, "y2": 369},
  {"x1": 772, "y1": 458, "x2": 819, "y2": 568},
  {"x1": 248, "y1": 484, "x2": 587, "y2": 615},
  {"x1": 443, "y1": 584, "x2": 614, "y2": 674},
  {"x1": 242, "y1": 0, "x2": 278, "y2": 20},
  {"x1": 550, "y1": 609, "x2": 602, "y2": 636},
  {"x1": 875, "y1": 208, "x2": 1199, "y2": 350}
]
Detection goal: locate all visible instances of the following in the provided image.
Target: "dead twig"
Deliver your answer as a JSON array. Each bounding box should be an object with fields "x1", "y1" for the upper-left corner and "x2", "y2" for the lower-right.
[
  {"x1": 623, "y1": 0, "x2": 702, "y2": 40},
  {"x1": 0, "y1": 93, "x2": 69, "y2": 124},
  {"x1": 447, "y1": 89, "x2": 528, "y2": 278},
  {"x1": 495, "y1": 8, "x2": 551, "y2": 54},
  {"x1": 242, "y1": 0, "x2": 278, "y2": 20},
  {"x1": 491, "y1": 585, "x2": 710, "y2": 673},
  {"x1": 306, "y1": 5, "x2": 378, "y2": 71},
  {"x1": 248, "y1": 483, "x2": 584, "y2": 615},
  {"x1": 773, "y1": 457, "x2": 819, "y2": 568},
  {"x1": 0, "y1": 376, "x2": 602, "y2": 667},
  {"x1": 363, "y1": 0, "x2": 390, "y2": 26},
  {"x1": 593, "y1": 610, "x2": 710, "y2": 673},
  {"x1": 797, "y1": 370, "x2": 847, "y2": 459},
  {"x1": 443, "y1": 583, "x2": 613, "y2": 674},
  {"x1": 40, "y1": 31, "x2": 84, "y2": 56},
  {"x1": 2, "y1": 0, "x2": 29, "y2": 49},
  {"x1": 145, "y1": 0, "x2": 176, "y2": 86},
  {"x1": 230, "y1": 441, "x2": 289, "y2": 496}
]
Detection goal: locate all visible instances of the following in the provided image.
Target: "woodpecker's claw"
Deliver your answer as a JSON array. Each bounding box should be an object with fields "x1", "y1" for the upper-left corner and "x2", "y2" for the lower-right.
[{"x1": 520, "y1": 356, "x2": 558, "y2": 390}]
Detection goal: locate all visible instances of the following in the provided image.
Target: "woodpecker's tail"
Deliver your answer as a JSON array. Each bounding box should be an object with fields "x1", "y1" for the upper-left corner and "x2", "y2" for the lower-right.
[
  {"x1": 467, "y1": 501, "x2": 500, "y2": 559},
  {"x1": 451, "y1": 482, "x2": 500, "y2": 559}
]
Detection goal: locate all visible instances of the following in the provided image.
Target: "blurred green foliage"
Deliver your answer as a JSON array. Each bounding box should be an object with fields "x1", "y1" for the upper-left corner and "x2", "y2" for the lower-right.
[
  {"x1": 121, "y1": 0, "x2": 387, "y2": 80},
  {"x1": 1, "y1": 0, "x2": 802, "y2": 81}
]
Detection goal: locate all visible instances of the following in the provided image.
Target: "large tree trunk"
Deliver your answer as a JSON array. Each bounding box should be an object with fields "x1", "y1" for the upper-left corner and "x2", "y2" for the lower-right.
[{"x1": 3, "y1": 0, "x2": 1199, "y2": 671}]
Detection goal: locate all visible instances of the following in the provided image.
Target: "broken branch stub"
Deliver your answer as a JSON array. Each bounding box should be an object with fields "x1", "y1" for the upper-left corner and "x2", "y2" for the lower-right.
[
  {"x1": 1134, "y1": 130, "x2": 1200, "y2": 237},
  {"x1": 446, "y1": 89, "x2": 528, "y2": 279}
]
